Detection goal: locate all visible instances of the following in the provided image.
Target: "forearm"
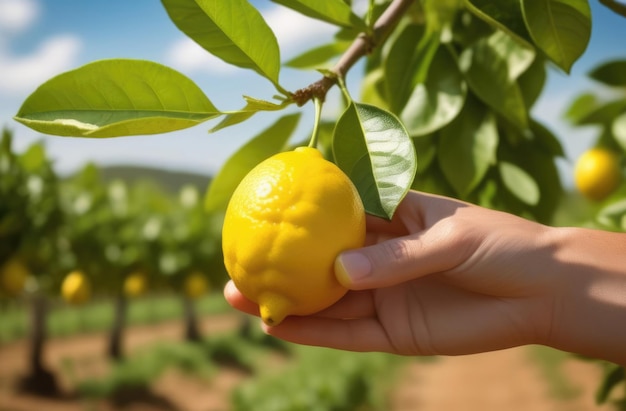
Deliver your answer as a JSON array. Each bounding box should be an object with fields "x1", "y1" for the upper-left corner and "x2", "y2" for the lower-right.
[{"x1": 545, "y1": 227, "x2": 626, "y2": 366}]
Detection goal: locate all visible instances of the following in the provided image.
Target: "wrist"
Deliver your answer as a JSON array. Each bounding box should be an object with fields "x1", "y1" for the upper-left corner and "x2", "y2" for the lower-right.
[{"x1": 541, "y1": 227, "x2": 626, "y2": 365}]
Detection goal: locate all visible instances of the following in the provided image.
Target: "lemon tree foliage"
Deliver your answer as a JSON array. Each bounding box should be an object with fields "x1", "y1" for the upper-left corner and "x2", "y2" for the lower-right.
[
  {"x1": 567, "y1": 59, "x2": 626, "y2": 232},
  {"x1": 14, "y1": 0, "x2": 599, "y2": 222}
]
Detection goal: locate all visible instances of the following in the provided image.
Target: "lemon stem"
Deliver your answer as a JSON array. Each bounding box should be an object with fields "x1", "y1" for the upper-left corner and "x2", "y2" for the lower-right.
[{"x1": 308, "y1": 96, "x2": 323, "y2": 149}]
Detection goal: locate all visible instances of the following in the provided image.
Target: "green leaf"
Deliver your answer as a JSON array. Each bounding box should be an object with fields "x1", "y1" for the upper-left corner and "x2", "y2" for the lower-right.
[
  {"x1": 439, "y1": 101, "x2": 498, "y2": 197},
  {"x1": 400, "y1": 46, "x2": 467, "y2": 136},
  {"x1": 464, "y1": 0, "x2": 534, "y2": 47},
  {"x1": 14, "y1": 59, "x2": 220, "y2": 138},
  {"x1": 577, "y1": 100, "x2": 626, "y2": 126},
  {"x1": 518, "y1": 55, "x2": 547, "y2": 109},
  {"x1": 589, "y1": 60, "x2": 626, "y2": 87},
  {"x1": 204, "y1": 113, "x2": 301, "y2": 214},
  {"x1": 565, "y1": 92, "x2": 599, "y2": 124},
  {"x1": 459, "y1": 30, "x2": 533, "y2": 129},
  {"x1": 18, "y1": 143, "x2": 47, "y2": 172},
  {"x1": 270, "y1": 0, "x2": 366, "y2": 29},
  {"x1": 284, "y1": 41, "x2": 351, "y2": 69},
  {"x1": 597, "y1": 199, "x2": 626, "y2": 231},
  {"x1": 499, "y1": 161, "x2": 540, "y2": 206},
  {"x1": 595, "y1": 363, "x2": 625, "y2": 404},
  {"x1": 162, "y1": 0, "x2": 283, "y2": 91},
  {"x1": 385, "y1": 24, "x2": 440, "y2": 114},
  {"x1": 521, "y1": 0, "x2": 591, "y2": 73},
  {"x1": 612, "y1": 112, "x2": 626, "y2": 152},
  {"x1": 333, "y1": 103, "x2": 417, "y2": 220},
  {"x1": 209, "y1": 96, "x2": 292, "y2": 133}
]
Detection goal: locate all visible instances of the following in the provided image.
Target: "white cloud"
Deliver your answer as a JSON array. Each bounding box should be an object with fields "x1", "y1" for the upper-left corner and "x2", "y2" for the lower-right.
[
  {"x1": 165, "y1": 37, "x2": 236, "y2": 75},
  {"x1": 0, "y1": 34, "x2": 82, "y2": 95},
  {"x1": 263, "y1": 6, "x2": 336, "y2": 58},
  {"x1": 0, "y1": 0, "x2": 39, "y2": 34}
]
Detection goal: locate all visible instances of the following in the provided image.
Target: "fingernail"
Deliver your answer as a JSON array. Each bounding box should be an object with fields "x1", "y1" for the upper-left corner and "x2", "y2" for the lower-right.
[{"x1": 335, "y1": 252, "x2": 371, "y2": 286}]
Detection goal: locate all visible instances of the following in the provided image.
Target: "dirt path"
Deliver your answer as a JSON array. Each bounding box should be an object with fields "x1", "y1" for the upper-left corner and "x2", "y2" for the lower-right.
[
  {"x1": 0, "y1": 314, "x2": 618, "y2": 411},
  {"x1": 391, "y1": 347, "x2": 615, "y2": 411}
]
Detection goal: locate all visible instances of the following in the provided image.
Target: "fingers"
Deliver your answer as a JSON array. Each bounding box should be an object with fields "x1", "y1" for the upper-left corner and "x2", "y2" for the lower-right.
[
  {"x1": 263, "y1": 316, "x2": 393, "y2": 353},
  {"x1": 224, "y1": 281, "x2": 376, "y2": 320},
  {"x1": 223, "y1": 280, "x2": 259, "y2": 317}
]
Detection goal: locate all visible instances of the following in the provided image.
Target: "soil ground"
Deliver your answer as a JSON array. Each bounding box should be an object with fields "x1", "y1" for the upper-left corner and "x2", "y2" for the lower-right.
[{"x1": 0, "y1": 313, "x2": 620, "y2": 411}]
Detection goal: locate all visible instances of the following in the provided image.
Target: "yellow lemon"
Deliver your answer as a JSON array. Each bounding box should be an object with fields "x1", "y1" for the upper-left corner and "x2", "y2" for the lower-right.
[
  {"x1": 184, "y1": 271, "x2": 209, "y2": 299},
  {"x1": 123, "y1": 271, "x2": 148, "y2": 297},
  {"x1": 61, "y1": 270, "x2": 91, "y2": 305},
  {"x1": 574, "y1": 148, "x2": 622, "y2": 201},
  {"x1": 0, "y1": 257, "x2": 30, "y2": 296},
  {"x1": 222, "y1": 147, "x2": 366, "y2": 326}
]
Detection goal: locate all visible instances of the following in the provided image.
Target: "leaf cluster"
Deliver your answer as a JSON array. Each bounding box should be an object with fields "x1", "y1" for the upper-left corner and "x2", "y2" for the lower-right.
[{"x1": 566, "y1": 59, "x2": 626, "y2": 232}]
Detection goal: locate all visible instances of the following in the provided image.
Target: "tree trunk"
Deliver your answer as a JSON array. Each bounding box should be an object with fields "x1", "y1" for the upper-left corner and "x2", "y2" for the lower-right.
[
  {"x1": 107, "y1": 294, "x2": 127, "y2": 361},
  {"x1": 183, "y1": 297, "x2": 202, "y2": 342},
  {"x1": 19, "y1": 294, "x2": 59, "y2": 397}
]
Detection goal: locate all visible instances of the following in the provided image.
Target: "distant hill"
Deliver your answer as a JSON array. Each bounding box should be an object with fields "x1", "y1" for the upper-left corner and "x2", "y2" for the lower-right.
[{"x1": 99, "y1": 165, "x2": 212, "y2": 195}]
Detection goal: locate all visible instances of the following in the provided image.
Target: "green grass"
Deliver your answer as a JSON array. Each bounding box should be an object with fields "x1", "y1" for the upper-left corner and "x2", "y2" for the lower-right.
[{"x1": 0, "y1": 292, "x2": 231, "y2": 344}]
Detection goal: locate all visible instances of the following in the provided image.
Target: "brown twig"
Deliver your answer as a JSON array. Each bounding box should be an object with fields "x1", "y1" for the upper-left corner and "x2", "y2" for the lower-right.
[{"x1": 291, "y1": 0, "x2": 415, "y2": 106}]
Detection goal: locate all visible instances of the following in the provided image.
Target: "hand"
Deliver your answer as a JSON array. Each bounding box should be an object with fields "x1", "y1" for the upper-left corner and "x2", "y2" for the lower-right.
[
  {"x1": 225, "y1": 190, "x2": 626, "y2": 365},
  {"x1": 225, "y1": 190, "x2": 556, "y2": 355}
]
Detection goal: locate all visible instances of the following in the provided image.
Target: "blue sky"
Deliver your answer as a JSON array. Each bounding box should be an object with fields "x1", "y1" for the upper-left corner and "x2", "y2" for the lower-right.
[{"x1": 1, "y1": 0, "x2": 625, "y2": 188}]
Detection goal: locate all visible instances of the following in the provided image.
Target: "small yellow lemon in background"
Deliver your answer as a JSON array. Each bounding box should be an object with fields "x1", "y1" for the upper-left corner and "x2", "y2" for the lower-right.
[
  {"x1": 61, "y1": 270, "x2": 91, "y2": 305},
  {"x1": 222, "y1": 147, "x2": 366, "y2": 326},
  {"x1": 0, "y1": 257, "x2": 30, "y2": 296},
  {"x1": 123, "y1": 271, "x2": 148, "y2": 297},
  {"x1": 574, "y1": 148, "x2": 623, "y2": 201},
  {"x1": 184, "y1": 271, "x2": 209, "y2": 299}
]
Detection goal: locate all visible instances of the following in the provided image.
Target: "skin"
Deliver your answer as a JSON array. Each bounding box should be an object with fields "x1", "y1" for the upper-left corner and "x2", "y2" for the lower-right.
[{"x1": 224, "y1": 190, "x2": 626, "y2": 366}]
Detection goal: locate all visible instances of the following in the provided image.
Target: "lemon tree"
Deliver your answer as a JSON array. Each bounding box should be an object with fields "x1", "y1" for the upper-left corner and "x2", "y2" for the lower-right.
[{"x1": 10, "y1": 0, "x2": 626, "y2": 403}]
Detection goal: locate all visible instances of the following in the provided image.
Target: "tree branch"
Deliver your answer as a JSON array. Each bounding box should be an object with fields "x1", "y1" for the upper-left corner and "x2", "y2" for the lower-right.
[
  {"x1": 599, "y1": 0, "x2": 626, "y2": 18},
  {"x1": 292, "y1": 0, "x2": 415, "y2": 106}
]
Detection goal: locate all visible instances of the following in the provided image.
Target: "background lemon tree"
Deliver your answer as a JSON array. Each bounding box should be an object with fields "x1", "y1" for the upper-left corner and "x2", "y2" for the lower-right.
[{"x1": 9, "y1": 0, "x2": 626, "y2": 405}]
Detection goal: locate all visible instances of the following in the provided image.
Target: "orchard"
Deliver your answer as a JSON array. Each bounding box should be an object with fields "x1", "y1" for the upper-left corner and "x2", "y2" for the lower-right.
[{"x1": 2, "y1": 0, "x2": 626, "y2": 410}]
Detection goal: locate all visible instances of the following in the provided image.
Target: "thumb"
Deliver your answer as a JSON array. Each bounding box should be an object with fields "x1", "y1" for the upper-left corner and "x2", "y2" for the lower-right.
[{"x1": 334, "y1": 232, "x2": 459, "y2": 290}]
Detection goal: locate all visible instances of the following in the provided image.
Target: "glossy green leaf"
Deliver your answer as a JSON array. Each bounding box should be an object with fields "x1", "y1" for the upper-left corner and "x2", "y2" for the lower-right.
[
  {"x1": 612, "y1": 112, "x2": 626, "y2": 152},
  {"x1": 499, "y1": 161, "x2": 540, "y2": 206},
  {"x1": 333, "y1": 103, "x2": 417, "y2": 219},
  {"x1": 439, "y1": 101, "x2": 498, "y2": 197},
  {"x1": 14, "y1": 59, "x2": 220, "y2": 138},
  {"x1": 589, "y1": 60, "x2": 626, "y2": 87},
  {"x1": 270, "y1": 0, "x2": 366, "y2": 29},
  {"x1": 530, "y1": 119, "x2": 565, "y2": 157},
  {"x1": 162, "y1": 0, "x2": 283, "y2": 90},
  {"x1": 400, "y1": 47, "x2": 467, "y2": 136},
  {"x1": 521, "y1": 0, "x2": 591, "y2": 73},
  {"x1": 284, "y1": 41, "x2": 351, "y2": 69},
  {"x1": 464, "y1": 0, "x2": 533, "y2": 47},
  {"x1": 209, "y1": 96, "x2": 292, "y2": 133},
  {"x1": 459, "y1": 30, "x2": 533, "y2": 129},
  {"x1": 204, "y1": 113, "x2": 301, "y2": 214},
  {"x1": 385, "y1": 24, "x2": 440, "y2": 114},
  {"x1": 518, "y1": 55, "x2": 546, "y2": 109}
]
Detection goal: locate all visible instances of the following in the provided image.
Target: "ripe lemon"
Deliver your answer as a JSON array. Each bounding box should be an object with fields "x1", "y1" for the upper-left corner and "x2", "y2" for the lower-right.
[
  {"x1": 61, "y1": 270, "x2": 91, "y2": 305},
  {"x1": 123, "y1": 271, "x2": 148, "y2": 297},
  {"x1": 0, "y1": 257, "x2": 30, "y2": 296},
  {"x1": 184, "y1": 271, "x2": 209, "y2": 299},
  {"x1": 574, "y1": 148, "x2": 622, "y2": 201},
  {"x1": 222, "y1": 147, "x2": 366, "y2": 326}
]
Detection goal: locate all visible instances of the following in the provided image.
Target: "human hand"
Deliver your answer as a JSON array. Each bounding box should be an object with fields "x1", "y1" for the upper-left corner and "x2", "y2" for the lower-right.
[{"x1": 225, "y1": 190, "x2": 558, "y2": 356}]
